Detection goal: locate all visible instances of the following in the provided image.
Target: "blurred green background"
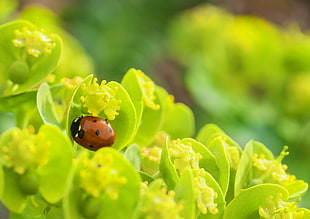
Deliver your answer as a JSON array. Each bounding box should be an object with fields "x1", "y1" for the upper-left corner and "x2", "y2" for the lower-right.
[{"x1": 1, "y1": 0, "x2": 310, "y2": 208}]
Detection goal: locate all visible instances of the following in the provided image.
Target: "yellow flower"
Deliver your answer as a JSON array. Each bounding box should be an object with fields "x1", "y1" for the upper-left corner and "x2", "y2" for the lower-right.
[
  {"x1": 80, "y1": 78, "x2": 121, "y2": 120},
  {"x1": 193, "y1": 172, "x2": 218, "y2": 215},
  {"x1": 259, "y1": 193, "x2": 304, "y2": 219},
  {"x1": 252, "y1": 146, "x2": 296, "y2": 186},
  {"x1": 79, "y1": 152, "x2": 127, "y2": 199},
  {"x1": 1, "y1": 127, "x2": 50, "y2": 174},
  {"x1": 168, "y1": 139, "x2": 218, "y2": 215},
  {"x1": 151, "y1": 131, "x2": 169, "y2": 147},
  {"x1": 61, "y1": 76, "x2": 84, "y2": 89},
  {"x1": 218, "y1": 136, "x2": 240, "y2": 170},
  {"x1": 12, "y1": 27, "x2": 56, "y2": 58},
  {"x1": 169, "y1": 139, "x2": 201, "y2": 172},
  {"x1": 226, "y1": 146, "x2": 240, "y2": 170},
  {"x1": 142, "y1": 146, "x2": 162, "y2": 162},
  {"x1": 136, "y1": 70, "x2": 160, "y2": 110},
  {"x1": 139, "y1": 180, "x2": 183, "y2": 219}
]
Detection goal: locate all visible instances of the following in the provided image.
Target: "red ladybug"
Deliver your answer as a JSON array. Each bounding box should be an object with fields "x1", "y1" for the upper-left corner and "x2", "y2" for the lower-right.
[{"x1": 70, "y1": 116, "x2": 116, "y2": 151}]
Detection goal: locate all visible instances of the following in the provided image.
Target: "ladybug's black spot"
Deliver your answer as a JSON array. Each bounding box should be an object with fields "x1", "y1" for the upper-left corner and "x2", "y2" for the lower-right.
[
  {"x1": 93, "y1": 120, "x2": 97, "y2": 123},
  {"x1": 89, "y1": 145, "x2": 94, "y2": 149},
  {"x1": 78, "y1": 129, "x2": 85, "y2": 138},
  {"x1": 95, "y1": 130, "x2": 100, "y2": 135}
]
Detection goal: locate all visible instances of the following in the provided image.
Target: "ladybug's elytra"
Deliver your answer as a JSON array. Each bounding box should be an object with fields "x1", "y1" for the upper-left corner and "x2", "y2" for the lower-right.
[{"x1": 70, "y1": 116, "x2": 116, "y2": 151}]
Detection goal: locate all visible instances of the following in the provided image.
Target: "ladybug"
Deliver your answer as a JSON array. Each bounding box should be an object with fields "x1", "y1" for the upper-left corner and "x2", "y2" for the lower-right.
[{"x1": 70, "y1": 116, "x2": 116, "y2": 151}]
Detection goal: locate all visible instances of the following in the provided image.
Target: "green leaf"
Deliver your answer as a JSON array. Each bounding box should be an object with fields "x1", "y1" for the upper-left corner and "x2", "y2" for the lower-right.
[
  {"x1": 122, "y1": 69, "x2": 168, "y2": 146},
  {"x1": 0, "y1": 20, "x2": 62, "y2": 96},
  {"x1": 226, "y1": 169, "x2": 237, "y2": 205},
  {"x1": 223, "y1": 184, "x2": 288, "y2": 219},
  {"x1": 175, "y1": 168, "x2": 195, "y2": 219},
  {"x1": 124, "y1": 144, "x2": 141, "y2": 171},
  {"x1": 204, "y1": 137, "x2": 230, "y2": 196},
  {"x1": 105, "y1": 81, "x2": 137, "y2": 150},
  {"x1": 122, "y1": 68, "x2": 165, "y2": 147},
  {"x1": 133, "y1": 86, "x2": 166, "y2": 146},
  {"x1": 121, "y1": 68, "x2": 144, "y2": 131},
  {"x1": 299, "y1": 208, "x2": 310, "y2": 218},
  {"x1": 234, "y1": 140, "x2": 274, "y2": 196},
  {"x1": 0, "y1": 89, "x2": 39, "y2": 129},
  {"x1": 138, "y1": 171, "x2": 154, "y2": 184},
  {"x1": 9, "y1": 195, "x2": 58, "y2": 219},
  {"x1": 196, "y1": 124, "x2": 225, "y2": 144},
  {"x1": 37, "y1": 124, "x2": 74, "y2": 204},
  {"x1": 0, "y1": 128, "x2": 27, "y2": 213},
  {"x1": 197, "y1": 123, "x2": 241, "y2": 149},
  {"x1": 0, "y1": 112, "x2": 15, "y2": 134},
  {"x1": 0, "y1": 90, "x2": 36, "y2": 112},
  {"x1": 37, "y1": 82, "x2": 60, "y2": 127},
  {"x1": 162, "y1": 102, "x2": 195, "y2": 139},
  {"x1": 285, "y1": 180, "x2": 308, "y2": 199},
  {"x1": 1, "y1": 167, "x2": 27, "y2": 213},
  {"x1": 159, "y1": 138, "x2": 179, "y2": 190}
]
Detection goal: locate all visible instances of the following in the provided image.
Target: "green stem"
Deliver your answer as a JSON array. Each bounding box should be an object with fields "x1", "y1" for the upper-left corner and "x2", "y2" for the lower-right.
[
  {"x1": 28, "y1": 195, "x2": 39, "y2": 208},
  {"x1": 15, "y1": 108, "x2": 31, "y2": 129},
  {"x1": 43, "y1": 205, "x2": 51, "y2": 217}
]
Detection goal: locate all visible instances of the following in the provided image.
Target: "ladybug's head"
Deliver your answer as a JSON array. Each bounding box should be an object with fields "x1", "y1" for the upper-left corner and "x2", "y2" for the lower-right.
[{"x1": 70, "y1": 116, "x2": 83, "y2": 138}]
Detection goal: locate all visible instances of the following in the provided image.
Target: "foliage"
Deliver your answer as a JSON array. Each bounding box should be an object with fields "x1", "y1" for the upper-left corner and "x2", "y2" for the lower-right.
[
  {"x1": 168, "y1": 4, "x2": 310, "y2": 206},
  {"x1": 0, "y1": 3, "x2": 310, "y2": 219},
  {"x1": 169, "y1": 4, "x2": 310, "y2": 148}
]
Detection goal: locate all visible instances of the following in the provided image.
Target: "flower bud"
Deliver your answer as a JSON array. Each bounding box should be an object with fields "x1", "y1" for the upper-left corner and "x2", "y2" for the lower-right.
[
  {"x1": 80, "y1": 195, "x2": 102, "y2": 219},
  {"x1": 18, "y1": 170, "x2": 39, "y2": 195},
  {"x1": 8, "y1": 60, "x2": 30, "y2": 84}
]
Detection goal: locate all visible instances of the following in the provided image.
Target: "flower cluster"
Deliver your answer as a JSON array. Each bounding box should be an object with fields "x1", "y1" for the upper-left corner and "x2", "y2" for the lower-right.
[
  {"x1": 219, "y1": 136, "x2": 240, "y2": 170},
  {"x1": 142, "y1": 146, "x2": 162, "y2": 163},
  {"x1": 252, "y1": 146, "x2": 296, "y2": 186},
  {"x1": 12, "y1": 27, "x2": 56, "y2": 58},
  {"x1": 80, "y1": 78, "x2": 121, "y2": 120},
  {"x1": 79, "y1": 152, "x2": 127, "y2": 199},
  {"x1": 139, "y1": 180, "x2": 183, "y2": 219},
  {"x1": 193, "y1": 170, "x2": 219, "y2": 215},
  {"x1": 169, "y1": 139, "x2": 201, "y2": 172},
  {"x1": 168, "y1": 139, "x2": 218, "y2": 215},
  {"x1": 259, "y1": 193, "x2": 305, "y2": 219},
  {"x1": 1, "y1": 127, "x2": 50, "y2": 174}
]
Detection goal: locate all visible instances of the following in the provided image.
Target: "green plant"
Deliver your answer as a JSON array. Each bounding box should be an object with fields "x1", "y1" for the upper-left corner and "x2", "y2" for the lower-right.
[
  {"x1": 168, "y1": 5, "x2": 310, "y2": 206},
  {"x1": 0, "y1": 13, "x2": 309, "y2": 219},
  {"x1": 168, "y1": 4, "x2": 310, "y2": 148}
]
